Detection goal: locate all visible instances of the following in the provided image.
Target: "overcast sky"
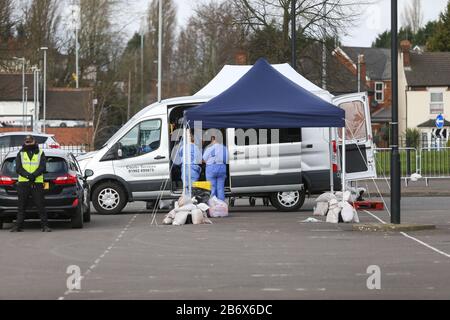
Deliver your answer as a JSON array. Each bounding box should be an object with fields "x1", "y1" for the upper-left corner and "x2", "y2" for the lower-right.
[{"x1": 123, "y1": 0, "x2": 448, "y2": 47}]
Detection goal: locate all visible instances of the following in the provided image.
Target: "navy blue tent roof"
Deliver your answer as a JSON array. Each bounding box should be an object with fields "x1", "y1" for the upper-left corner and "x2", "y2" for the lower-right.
[{"x1": 184, "y1": 58, "x2": 345, "y2": 128}]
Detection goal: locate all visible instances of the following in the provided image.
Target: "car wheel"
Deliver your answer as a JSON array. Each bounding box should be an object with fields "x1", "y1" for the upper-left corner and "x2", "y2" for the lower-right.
[
  {"x1": 0, "y1": 219, "x2": 3, "y2": 230},
  {"x1": 92, "y1": 182, "x2": 127, "y2": 215},
  {"x1": 270, "y1": 190, "x2": 306, "y2": 212},
  {"x1": 71, "y1": 203, "x2": 84, "y2": 229}
]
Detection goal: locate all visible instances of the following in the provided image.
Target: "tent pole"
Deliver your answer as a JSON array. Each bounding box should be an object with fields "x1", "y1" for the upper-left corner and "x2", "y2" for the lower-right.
[
  {"x1": 187, "y1": 128, "x2": 192, "y2": 197},
  {"x1": 329, "y1": 127, "x2": 334, "y2": 193},
  {"x1": 182, "y1": 125, "x2": 187, "y2": 196},
  {"x1": 341, "y1": 126, "x2": 346, "y2": 203}
]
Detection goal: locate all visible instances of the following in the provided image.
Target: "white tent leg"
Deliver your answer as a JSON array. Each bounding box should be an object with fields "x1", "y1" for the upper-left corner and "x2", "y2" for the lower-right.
[
  {"x1": 182, "y1": 125, "x2": 187, "y2": 196},
  {"x1": 342, "y1": 126, "x2": 346, "y2": 205},
  {"x1": 187, "y1": 128, "x2": 192, "y2": 197},
  {"x1": 329, "y1": 127, "x2": 334, "y2": 193}
]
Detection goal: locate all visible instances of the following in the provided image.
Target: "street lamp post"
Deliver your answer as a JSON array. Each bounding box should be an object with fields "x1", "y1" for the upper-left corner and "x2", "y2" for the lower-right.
[
  {"x1": 32, "y1": 66, "x2": 37, "y2": 128},
  {"x1": 157, "y1": 0, "x2": 162, "y2": 102},
  {"x1": 391, "y1": 0, "x2": 401, "y2": 224},
  {"x1": 291, "y1": 0, "x2": 296, "y2": 70},
  {"x1": 40, "y1": 47, "x2": 48, "y2": 133},
  {"x1": 13, "y1": 57, "x2": 26, "y2": 130},
  {"x1": 24, "y1": 87, "x2": 28, "y2": 131}
]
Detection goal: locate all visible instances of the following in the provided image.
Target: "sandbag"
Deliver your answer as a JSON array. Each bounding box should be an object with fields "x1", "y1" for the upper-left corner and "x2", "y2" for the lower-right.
[
  {"x1": 175, "y1": 203, "x2": 197, "y2": 213},
  {"x1": 196, "y1": 203, "x2": 210, "y2": 212},
  {"x1": 316, "y1": 192, "x2": 336, "y2": 203},
  {"x1": 313, "y1": 202, "x2": 329, "y2": 216},
  {"x1": 191, "y1": 209, "x2": 204, "y2": 225},
  {"x1": 173, "y1": 211, "x2": 190, "y2": 226},
  {"x1": 162, "y1": 216, "x2": 173, "y2": 225},
  {"x1": 177, "y1": 195, "x2": 192, "y2": 207},
  {"x1": 326, "y1": 199, "x2": 341, "y2": 224},
  {"x1": 208, "y1": 197, "x2": 229, "y2": 218},
  {"x1": 340, "y1": 201, "x2": 356, "y2": 223}
]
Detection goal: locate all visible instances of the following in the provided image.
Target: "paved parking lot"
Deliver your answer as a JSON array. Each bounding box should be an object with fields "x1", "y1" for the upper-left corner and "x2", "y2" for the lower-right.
[{"x1": 0, "y1": 197, "x2": 449, "y2": 300}]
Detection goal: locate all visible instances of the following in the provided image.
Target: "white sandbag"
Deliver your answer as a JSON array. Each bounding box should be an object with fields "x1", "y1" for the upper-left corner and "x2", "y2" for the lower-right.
[
  {"x1": 208, "y1": 197, "x2": 229, "y2": 218},
  {"x1": 316, "y1": 192, "x2": 336, "y2": 203},
  {"x1": 191, "y1": 209, "x2": 204, "y2": 225},
  {"x1": 313, "y1": 202, "x2": 329, "y2": 216},
  {"x1": 326, "y1": 199, "x2": 341, "y2": 224},
  {"x1": 177, "y1": 195, "x2": 192, "y2": 207},
  {"x1": 197, "y1": 203, "x2": 210, "y2": 212},
  {"x1": 340, "y1": 201, "x2": 356, "y2": 223},
  {"x1": 173, "y1": 211, "x2": 190, "y2": 226},
  {"x1": 162, "y1": 216, "x2": 173, "y2": 225},
  {"x1": 175, "y1": 203, "x2": 197, "y2": 213},
  {"x1": 167, "y1": 209, "x2": 176, "y2": 219}
]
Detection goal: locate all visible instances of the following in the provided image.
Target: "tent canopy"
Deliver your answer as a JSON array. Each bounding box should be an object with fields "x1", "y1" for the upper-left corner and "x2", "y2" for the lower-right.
[
  {"x1": 194, "y1": 63, "x2": 333, "y2": 101},
  {"x1": 184, "y1": 58, "x2": 345, "y2": 129}
]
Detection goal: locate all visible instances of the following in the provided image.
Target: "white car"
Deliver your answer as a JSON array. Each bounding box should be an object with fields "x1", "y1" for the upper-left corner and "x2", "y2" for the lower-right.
[{"x1": 0, "y1": 132, "x2": 60, "y2": 160}]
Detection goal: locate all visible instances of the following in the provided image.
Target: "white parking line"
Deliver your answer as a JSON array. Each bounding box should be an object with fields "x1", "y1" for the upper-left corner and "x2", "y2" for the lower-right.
[
  {"x1": 58, "y1": 213, "x2": 139, "y2": 300},
  {"x1": 363, "y1": 210, "x2": 450, "y2": 259},
  {"x1": 400, "y1": 232, "x2": 450, "y2": 259}
]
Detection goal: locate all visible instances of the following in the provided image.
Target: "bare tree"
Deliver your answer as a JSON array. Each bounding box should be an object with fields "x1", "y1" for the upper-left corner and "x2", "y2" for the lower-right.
[
  {"x1": 401, "y1": 0, "x2": 423, "y2": 34},
  {"x1": 0, "y1": 0, "x2": 14, "y2": 42},
  {"x1": 233, "y1": 0, "x2": 370, "y2": 59},
  {"x1": 175, "y1": 1, "x2": 247, "y2": 94},
  {"x1": 22, "y1": 0, "x2": 61, "y2": 63}
]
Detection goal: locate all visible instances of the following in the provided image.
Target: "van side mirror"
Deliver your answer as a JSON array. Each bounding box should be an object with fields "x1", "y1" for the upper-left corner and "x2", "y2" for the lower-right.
[
  {"x1": 117, "y1": 148, "x2": 123, "y2": 158},
  {"x1": 84, "y1": 169, "x2": 94, "y2": 178}
]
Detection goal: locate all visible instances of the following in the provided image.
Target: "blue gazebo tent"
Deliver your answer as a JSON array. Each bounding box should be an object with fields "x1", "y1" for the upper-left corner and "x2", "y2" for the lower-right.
[{"x1": 182, "y1": 58, "x2": 347, "y2": 197}]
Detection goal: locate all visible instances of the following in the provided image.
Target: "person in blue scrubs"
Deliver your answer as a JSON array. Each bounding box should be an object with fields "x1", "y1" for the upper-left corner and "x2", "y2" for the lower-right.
[
  {"x1": 203, "y1": 136, "x2": 228, "y2": 201},
  {"x1": 175, "y1": 134, "x2": 202, "y2": 190}
]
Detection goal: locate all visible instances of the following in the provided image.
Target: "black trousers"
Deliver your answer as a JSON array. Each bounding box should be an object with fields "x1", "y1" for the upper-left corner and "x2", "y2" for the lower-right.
[{"x1": 16, "y1": 182, "x2": 48, "y2": 228}]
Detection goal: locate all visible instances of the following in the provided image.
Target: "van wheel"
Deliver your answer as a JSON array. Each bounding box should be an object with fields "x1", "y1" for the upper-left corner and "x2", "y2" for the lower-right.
[
  {"x1": 93, "y1": 182, "x2": 127, "y2": 215},
  {"x1": 71, "y1": 204, "x2": 84, "y2": 229},
  {"x1": 270, "y1": 190, "x2": 306, "y2": 212}
]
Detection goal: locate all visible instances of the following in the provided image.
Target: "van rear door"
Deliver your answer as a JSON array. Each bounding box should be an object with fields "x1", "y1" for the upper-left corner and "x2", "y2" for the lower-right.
[{"x1": 333, "y1": 93, "x2": 377, "y2": 180}]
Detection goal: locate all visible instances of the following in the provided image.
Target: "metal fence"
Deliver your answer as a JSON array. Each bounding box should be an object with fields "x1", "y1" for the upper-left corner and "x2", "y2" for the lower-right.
[{"x1": 374, "y1": 145, "x2": 450, "y2": 183}]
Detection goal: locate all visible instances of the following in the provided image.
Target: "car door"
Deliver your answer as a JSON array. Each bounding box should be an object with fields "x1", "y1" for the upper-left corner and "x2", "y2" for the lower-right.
[
  {"x1": 333, "y1": 93, "x2": 377, "y2": 180},
  {"x1": 112, "y1": 116, "x2": 170, "y2": 199},
  {"x1": 227, "y1": 128, "x2": 303, "y2": 193}
]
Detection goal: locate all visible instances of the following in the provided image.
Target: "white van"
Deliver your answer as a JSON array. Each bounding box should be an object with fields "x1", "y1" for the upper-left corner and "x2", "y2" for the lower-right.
[{"x1": 77, "y1": 90, "x2": 376, "y2": 214}]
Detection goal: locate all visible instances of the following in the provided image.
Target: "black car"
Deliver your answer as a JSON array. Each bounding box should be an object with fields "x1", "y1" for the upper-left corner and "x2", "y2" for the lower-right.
[{"x1": 0, "y1": 149, "x2": 93, "y2": 229}]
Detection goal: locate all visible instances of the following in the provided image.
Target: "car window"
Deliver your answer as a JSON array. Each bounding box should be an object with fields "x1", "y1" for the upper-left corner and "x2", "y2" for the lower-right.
[
  {"x1": 2, "y1": 156, "x2": 68, "y2": 176},
  {"x1": 0, "y1": 136, "x2": 11, "y2": 148},
  {"x1": 117, "y1": 119, "x2": 162, "y2": 159},
  {"x1": 33, "y1": 136, "x2": 49, "y2": 144},
  {"x1": 0, "y1": 135, "x2": 49, "y2": 149}
]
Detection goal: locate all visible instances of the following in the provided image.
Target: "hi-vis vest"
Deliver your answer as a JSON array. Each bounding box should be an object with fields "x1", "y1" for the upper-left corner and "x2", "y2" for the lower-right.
[{"x1": 18, "y1": 150, "x2": 44, "y2": 184}]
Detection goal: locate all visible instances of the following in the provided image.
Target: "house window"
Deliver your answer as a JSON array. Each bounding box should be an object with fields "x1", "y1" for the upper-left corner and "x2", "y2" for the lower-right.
[
  {"x1": 430, "y1": 92, "x2": 444, "y2": 114},
  {"x1": 375, "y1": 82, "x2": 384, "y2": 102}
]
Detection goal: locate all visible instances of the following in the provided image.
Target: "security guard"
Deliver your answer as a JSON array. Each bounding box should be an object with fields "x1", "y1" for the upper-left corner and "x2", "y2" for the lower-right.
[{"x1": 11, "y1": 135, "x2": 51, "y2": 232}]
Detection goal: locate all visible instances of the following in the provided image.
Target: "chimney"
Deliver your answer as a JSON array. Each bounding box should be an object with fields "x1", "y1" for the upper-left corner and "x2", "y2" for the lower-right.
[
  {"x1": 400, "y1": 40, "x2": 411, "y2": 68},
  {"x1": 235, "y1": 50, "x2": 247, "y2": 65},
  {"x1": 358, "y1": 54, "x2": 367, "y2": 86}
]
